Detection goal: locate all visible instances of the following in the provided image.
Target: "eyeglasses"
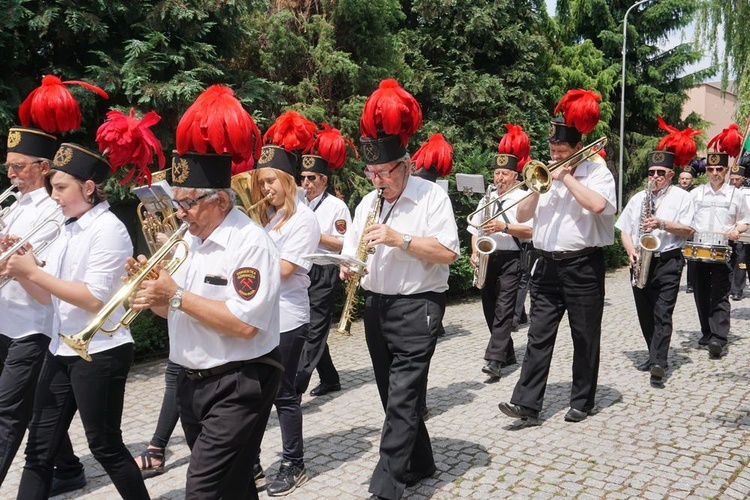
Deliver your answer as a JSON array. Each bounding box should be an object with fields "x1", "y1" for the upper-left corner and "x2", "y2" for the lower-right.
[
  {"x1": 706, "y1": 167, "x2": 726, "y2": 173},
  {"x1": 3, "y1": 160, "x2": 42, "y2": 172},
  {"x1": 364, "y1": 163, "x2": 401, "y2": 180},
  {"x1": 300, "y1": 174, "x2": 318, "y2": 182},
  {"x1": 647, "y1": 169, "x2": 668, "y2": 177},
  {"x1": 171, "y1": 193, "x2": 209, "y2": 210}
]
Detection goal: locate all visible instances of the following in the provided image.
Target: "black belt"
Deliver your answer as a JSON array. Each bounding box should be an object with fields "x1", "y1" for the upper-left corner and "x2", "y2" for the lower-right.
[
  {"x1": 491, "y1": 250, "x2": 521, "y2": 256},
  {"x1": 654, "y1": 248, "x2": 682, "y2": 260},
  {"x1": 537, "y1": 247, "x2": 597, "y2": 261},
  {"x1": 183, "y1": 350, "x2": 284, "y2": 381}
]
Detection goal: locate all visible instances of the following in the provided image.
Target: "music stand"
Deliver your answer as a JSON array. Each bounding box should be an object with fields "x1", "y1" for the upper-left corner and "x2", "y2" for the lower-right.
[
  {"x1": 436, "y1": 179, "x2": 449, "y2": 193},
  {"x1": 455, "y1": 173, "x2": 485, "y2": 196}
]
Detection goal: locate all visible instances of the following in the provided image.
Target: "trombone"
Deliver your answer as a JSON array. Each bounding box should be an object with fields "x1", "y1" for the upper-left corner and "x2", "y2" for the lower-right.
[
  {"x1": 0, "y1": 185, "x2": 19, "y2": 230},
  {"x1": 466, "y1": 137, "x2": 607, "y2": 229}
]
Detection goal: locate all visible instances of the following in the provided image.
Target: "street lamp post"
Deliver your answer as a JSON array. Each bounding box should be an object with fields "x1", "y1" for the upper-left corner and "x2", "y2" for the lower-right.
[{"x1": 619, "y1": 0, "x2": 652, "y2": 213}]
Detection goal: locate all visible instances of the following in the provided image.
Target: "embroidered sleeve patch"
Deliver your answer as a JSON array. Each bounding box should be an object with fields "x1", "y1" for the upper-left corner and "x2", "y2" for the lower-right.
[
  {"x1": 335, "y1": 219, "x2": 347, "y2": 235},
  {"x1": 233, "y1": 267, "x2": 261, "y2": 301}
]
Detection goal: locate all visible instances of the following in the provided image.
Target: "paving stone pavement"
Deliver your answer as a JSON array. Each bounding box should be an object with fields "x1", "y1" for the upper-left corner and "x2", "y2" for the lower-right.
[{"x1": 2, "y1": 266, "x2": 750, "y2": 499}]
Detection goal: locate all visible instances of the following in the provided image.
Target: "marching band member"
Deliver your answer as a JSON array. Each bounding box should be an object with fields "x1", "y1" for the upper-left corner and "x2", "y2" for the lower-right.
[
  {"x1": 499, "y1": 89, "x2": 616, "y2": 426},
  {"x1": 690, "y1": 125, "x2": 749, "y2": 359},
  {"x1": 342, "y1": 79, "x2": 459, "y2": 500},
  {"x1": 251, "y1": 111, "x2": 320, "y2": 496},
  {"x1": 729, "y1": 162, "x2": 750, "y2": 300},
  {"x1": 468, "y1": 125, "x2": 532, "y2": 380},
  {"x1": 295, "y1": 125, "x2": 353, "y2": 399},
  {"x1": 131, "y1": 85, "x2": 282, "y2": 499},
  {"x1": 615, "y1": 119, "x2": 696, "y2": 386}
]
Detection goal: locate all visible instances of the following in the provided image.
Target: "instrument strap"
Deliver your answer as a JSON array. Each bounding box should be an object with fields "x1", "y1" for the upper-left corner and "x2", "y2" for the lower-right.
[
  {"x1": 496, "y1": 199, "x2": 522, "y2": 250},
  {"x1": 379, "y1": 195, "x2": 400, "y2": 224},
  {"x1": 652, "y1": 186, "x2": 670, "y2": 214},
  {"x1": 311, "y1": 191, "x2": 328, "y2": 212}
]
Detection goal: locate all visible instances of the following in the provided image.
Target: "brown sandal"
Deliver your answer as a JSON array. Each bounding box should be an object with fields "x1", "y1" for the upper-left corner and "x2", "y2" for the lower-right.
[{"x1": 135, "y1": 446, "x2": 166, "y2": 475}]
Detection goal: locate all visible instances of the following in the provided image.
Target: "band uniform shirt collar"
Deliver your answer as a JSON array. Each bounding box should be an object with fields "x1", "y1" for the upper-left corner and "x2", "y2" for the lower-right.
[
  {"x1": 705, "y1": 181, "x2": 734, "y2": 196},
  {"x1": 306, "y1": 190, "x2": 325, "y2": 207},
  {"x1": 195, "y1": 207, "x2": 243, "y2": 250},
  {"x1": 23, "y1": 186, "x2": 52, "y2": 208},
  {"x1": 67, "y1": 201, "x2": 111, "y2": 232},
  {"x1": 398, "y1": 174, "x2": 425, "y2": 204},
  {"x1": 571, "y1": 159, "x2": 597, "y2": 178}
]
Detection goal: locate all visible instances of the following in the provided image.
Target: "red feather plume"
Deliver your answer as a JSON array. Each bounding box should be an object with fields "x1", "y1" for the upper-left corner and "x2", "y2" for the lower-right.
[
  {"x1": 96, "y1": 109, "x2": 165, "y2": 186},
  {"x1": 176, "y1": 85, "x2": 262, "y2": 163},
  {"x1": 554, "y1": 89, "x2": 601, "y2": 134},
  {"x1": 412, "y1": 133, "x2": 453, "y2": 177},
  {"x1": 231, "y1": 156, "x2": 256, "y2": 177},
  {"x1": 360, "y1": 79, "x2": 423, "y2": 146},
  {"x1": 656, "y1": 116, "x2": 701, "y2": 167},
  {"x1": 263, "y1": 111, "x2": 317, "y2": 154},
  {"x1": 498, "y1": 124, "x2": 531, "y2": 170},
  {"x1": 707, "y1": 123, "x2": 743, "y2": 157},
  {"x1": 313, "y1": 124, "x2": 357, "y2": 170},
  {"x1": 18, "y1": 75, "x2": 109, "y2": 134}
]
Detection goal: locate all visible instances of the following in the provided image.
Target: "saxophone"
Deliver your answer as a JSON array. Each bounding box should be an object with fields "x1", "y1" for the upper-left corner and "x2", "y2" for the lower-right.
[
  {"x1": 473, "y1": 185, "x2": 497, "y2": 289},
  {"x1": 335, "y1": 188, "x2": 384, "y2": 336},
  {"x1": 631, "y1": 179, "x2": 661, "y2": 289}
]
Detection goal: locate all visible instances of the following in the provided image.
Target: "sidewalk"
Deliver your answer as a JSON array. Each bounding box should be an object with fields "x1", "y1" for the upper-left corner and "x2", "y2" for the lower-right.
[{"x1": 2, "y1": 266, "x2": 750, "y2": 498}]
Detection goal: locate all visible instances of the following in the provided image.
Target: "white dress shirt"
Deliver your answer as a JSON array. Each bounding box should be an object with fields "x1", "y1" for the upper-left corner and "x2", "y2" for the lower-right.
[
  {"x1": 342, "y1": 175, "x2": 460, "y2": 295},
  {"x1": 691, "y1": 182, "x2": 750, "y2": 235},
  {"x1": 615, "y1": 185, "x2": 695, "y2": 252},
  {"x1": 169, "y1": 208, "x2": 281, "y2": 370},
  {"x1": 0, "y1": 187, "x2": 63, "y2": 339},
  {"x1": 44, "y1": 202, "x2": 134, "y2": 356},
  {"x1": 467, "y1": 187, "x2": 533, "y2": 250},
  {"x1": 532, "y1": 160, "x2": 617, "y2": 252},
  {"x1": 305, "y1": 191, "x2": 352, "y2": 255},
  {"x1": 264, "y1": 201, "x2": 321, "y2": 332}
]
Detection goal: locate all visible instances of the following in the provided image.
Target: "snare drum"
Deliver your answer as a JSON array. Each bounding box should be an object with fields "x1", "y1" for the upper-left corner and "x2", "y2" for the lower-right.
[{"x1": 682, "y1": 242, "x2": 732, "y2": 263}]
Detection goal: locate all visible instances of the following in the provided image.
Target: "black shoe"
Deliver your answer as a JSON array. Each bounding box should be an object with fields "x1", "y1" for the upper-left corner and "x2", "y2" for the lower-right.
[
  {"x1": 498, "y1": 402, "x2": 540, "y2": 425},
  {"x1": 731, "y1": 294, "x2": 743, "y2": 301},
  {"x1": 403, "y1": 465, "x2": 436, "y2": 487},
  {"x1": 500, "y1": 356, "x2": 517, "y2": 368},
  {"x1": 636, "y1": 360, "x2": 651, "y2": 372},
  {"x1": 420, "y1": 405, "x2": 430, "y2": 421},
  {"x1": 254, "y1": 463, "x2": 266, "y2": 490},
  {"x1": 481, "y1": 360, "x2": 501, "y2": 378},
  {"x1": 564, "y1": 407, "x2": 589, "y2": 423},
  {"x1": 698, "y1": 336, "x2": 710, "y2": 346},
  {"x1": 511, "y1": 321, "x2": 519, "y2": 331},
  {"x1": 686, "y1": 286, "x2": 694, "y2": 294},
  {"x1": 309, "y1": 382, "x2": 341, "y2": 396},
  {"x1": 266, "y1": 461, "x2": 308, "y2": 496},
  {"x1": 708, "y1": 340, "x2": 723, "y2": 359},
  {"x1": 650, "y1": 364, "x2": 666, "y2": 379},
  {"x1": 50, "y1": 470, "x2": 86, "y2": 497}
]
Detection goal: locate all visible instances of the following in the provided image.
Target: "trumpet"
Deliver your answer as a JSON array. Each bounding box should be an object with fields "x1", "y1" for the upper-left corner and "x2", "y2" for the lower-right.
[
  {"x1": 0, "y1": 218, "x2": 61, "y2": 265},
  {"x1": 466, "y1": 137, "x2": 607, "y2": 229},
  {"x1": 59, "y1": 223, "x2": 190, "y2": 361},
  {"x1": 0, "y1": 185, "x2": 19, "y2": 230}
]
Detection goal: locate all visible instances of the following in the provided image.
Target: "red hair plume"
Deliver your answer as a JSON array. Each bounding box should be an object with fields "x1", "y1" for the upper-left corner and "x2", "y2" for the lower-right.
[
  {"x1": 360, "y1": 79, "x2": 423, "y2": 146},
  {"x1": 554, "y1": 89, "x2": 601, "y2": 134},
  {"x1": 19, "y1": 75, "x2": 109, "y2": 134},
  {"x1": 96, "y1": 109, "x2": 165, "y2": 186},
  {"x1": 656, "y1": 116, "x2": 700, "y2": 167},
  {"x1": 498, "y1": 124, "x2": 531, "y2": 170},
  {"x1": 412, "y1": 133, "x2": 453, "y2": 177},
  {"x1": 263, "y1": 111, "x2": 317, "y2": 154},
  {"x1": 313, "y1": 124, "x2": 357, "y2": 170},
  {"x1": 176, "y1": 85, "x2": 262, "y2": 164},
  {"x1": 707, "y1": 123, "x2": 743, "y2": 157}
]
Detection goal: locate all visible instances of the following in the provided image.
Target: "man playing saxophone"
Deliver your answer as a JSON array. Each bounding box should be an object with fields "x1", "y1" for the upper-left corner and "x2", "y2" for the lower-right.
[
  {"x1": 615, "y1": 136, "x2": 695, "y2": 387},
  {"x1": 341, "y1": 79, "x2": 459, "y2": 500},
  {"x1": 468, "y1": 124, "x2": 533, "y2": 381}
]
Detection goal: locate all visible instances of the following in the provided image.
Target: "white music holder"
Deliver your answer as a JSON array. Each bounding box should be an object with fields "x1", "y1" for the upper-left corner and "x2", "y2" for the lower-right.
[{"x1": 455, "y1": 173, "x2": 486, "y2": 196}]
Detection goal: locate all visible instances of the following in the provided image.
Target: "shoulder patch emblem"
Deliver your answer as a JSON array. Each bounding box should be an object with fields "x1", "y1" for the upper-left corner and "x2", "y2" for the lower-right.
[
  {"x1": 233, "y1": 267, "x2": 261, "y2": 301},
  {"x1": 335, "y1": 219, "x2": 347, "y2": 234}
]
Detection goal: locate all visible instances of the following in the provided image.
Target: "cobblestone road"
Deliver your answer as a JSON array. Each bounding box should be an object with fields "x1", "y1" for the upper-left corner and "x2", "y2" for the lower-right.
[{"x1": 2, "y1": 267, "x2": 750, "y2": 499}]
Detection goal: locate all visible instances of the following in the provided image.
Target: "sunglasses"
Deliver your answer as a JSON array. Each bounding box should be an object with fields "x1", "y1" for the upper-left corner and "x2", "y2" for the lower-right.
[
  {"x1": 647, "y1": 169, "x2": 668, "y2": 177},
  {"x1": 364, "y1": 163, "x2": 401, "y2": 180},
  {"x1": 706, "y1": 167, "x2": 726, "y2": 173},
  {"x1": 300, "y1": 174, "x2": 318, "y2": 182},
  {"x1": 171, "y1": 193, "x2": 209, "y2": 210}
]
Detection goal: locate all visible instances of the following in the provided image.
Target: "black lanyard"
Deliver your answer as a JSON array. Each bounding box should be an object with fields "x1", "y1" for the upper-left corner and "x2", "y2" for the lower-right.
[
  {"x1": 311, "y1": 191, "x2": 328, "y2": 212},
  {"x1": 380, "y1": 196, "x2": 400, "y2": 224}
]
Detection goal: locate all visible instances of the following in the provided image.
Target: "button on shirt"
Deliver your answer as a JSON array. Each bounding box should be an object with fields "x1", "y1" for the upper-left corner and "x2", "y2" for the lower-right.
[
  {"x1": 305, "y1": 192, "x2": 352, "y2": 255},
  {"x1": 467, "y1": 187, "x2": 533, "y2": 250},
  {"x1": 532, "y1": 160, "x2": 617, "y2": 252},
  {"x1": 691, "y1": 183, "x2": 750, "y2": 234},
  {"x1": 169, "y1": 208, "x2": 281, "y2": 370},
  {"x1": 264, "y1": 201, "x2": 320, "y2": 333},
  {"x1": 343, "y1": 176, "x2": 460, "y2": 295},
  {"x1": 0, "y1": 187, "x2": 63, "y2": 339},
  {"x1": 615, "y1": 186, "x2": 694, "y2": 252},
  {"x1": 44, "y1": 202, "x2": 134, "y2": 356}
]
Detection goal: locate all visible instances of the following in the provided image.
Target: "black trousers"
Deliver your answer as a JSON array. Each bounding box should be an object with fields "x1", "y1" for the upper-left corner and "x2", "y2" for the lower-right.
[
  {"x1": 730, "y1": 242, "x2": 748, "y2": 296},
  {"x1": 274, "y1": 324, "x2": 307, "y2": 466},
  {"x1": 17, "y1": 344, "x2": 149, "y2": 500},
  {"x1": 480, "y1": 252, "x2": 521, "y2": 362},
  {"x1": 296, "y1": 264, "x2": 340, "y2": 393},
  {"x1": 150, "y1": 360, "x2": 182, "y2": 449},
  {"x1": 364, "y1": 291, "x2": 443, "y2": 500},
  {"x1": 0, "y1": 333, "x2": 50, "y2": 484},
  {"x1": 179, "y1": 352, "x2": 282, "y2": 500},
  {"x1": 511, "y1": 249, "x2": 605, "y2": 413},
  {"x1": 693, "y1": 261, "x2": 731, "y2": 346},
  {"x1": 631, "y1": 254, "x2": 683, "y2": 368}
]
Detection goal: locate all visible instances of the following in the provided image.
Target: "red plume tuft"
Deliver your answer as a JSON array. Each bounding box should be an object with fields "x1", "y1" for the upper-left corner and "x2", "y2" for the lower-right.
[
  {"x1": 360, "y1": 78, "x2": 423, "y2": 146},
  {"x1": 656, "y1": 116, "x2": 701, "y2": 167},
  {"x1": 176, "y1": 85, "x2": 262, "y2": 161},
  {"x1": 707, "y1": 123, "x2": 743, "y2": 157},
  {"x1": 313, "y1": 124, "x2": 357, "y2": 170},
  {"x1": 231, "y1": 156, "x2": 256, "y2": 176},
  {"x1": 263, "y1": 111, "x2": 317, "y2": 154},
  {"x1": 96, "y1": 109, "x2": 165, "y2": 186},
  {"x1": 412, "y1": 133, "x2": 453, "y2": 177},
  {"x1": 18, "y1": 75, "x2": 109, "y2": 134},
  {"x1": 554, "y1": 89, "x2": 601, "y2": 134},
  {"x1": 498, "y1": 124, "x2": 531, "y2": 170}
]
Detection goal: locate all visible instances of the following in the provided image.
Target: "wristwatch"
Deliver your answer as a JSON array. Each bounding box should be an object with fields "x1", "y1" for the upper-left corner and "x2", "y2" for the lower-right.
[
  {"x1": 401, "y1": 234, "x2": 412, "y2": 251},
  {"x1": 169, "y1": 287, "x2": 184, "y2": 310},
  {"x1": 502, "y1": 223, "x2": 510, "y2": 234}
]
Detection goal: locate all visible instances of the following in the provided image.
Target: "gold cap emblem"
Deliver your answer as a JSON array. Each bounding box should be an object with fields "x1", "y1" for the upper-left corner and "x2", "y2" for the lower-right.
[
  {"x1": 53, "y1": 146, "x2": 73, "y2": 167},
  {"x1": 549, "y1": 123, "x2": 557, "y2": 138},
  {"x1": 259, "y1": 147, "x2": 275, "y2": 165},
  {"x1": 495, "y1": 154, "x2": 510, "y2": 168},
  {"x1": 172, "y1": 157, "x2": 190, "y2": 184},
  {"x1": 708, "y1": 153, "x2": 721, "y2": 166},
  {"x1": 651, "y1": 152, "x2": 665, "y2": 163},
  {"x1": 732, "y1": 164, "x2": 740, "y2": 173},
  {"x1": 302, "y1": 156, "x2": 316, "y2": 170},
  {"x1": 7, "y1": 130, "x2": 21, "y2": 149}
]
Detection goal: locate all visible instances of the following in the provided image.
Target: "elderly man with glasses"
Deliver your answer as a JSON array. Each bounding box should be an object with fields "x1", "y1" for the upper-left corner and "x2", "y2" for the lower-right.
[{"x1": 615, "y1": 150, "x2": 695, "y2": 386}]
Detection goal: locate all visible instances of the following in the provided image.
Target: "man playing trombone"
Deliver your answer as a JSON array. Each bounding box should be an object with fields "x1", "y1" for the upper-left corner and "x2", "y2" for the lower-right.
[
  {"x1": 498, "y1": 89, "x2": 616, "y2": 426},
  {"x1": 467, "y1": 124, "x2": 533, "y2": 381}
]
